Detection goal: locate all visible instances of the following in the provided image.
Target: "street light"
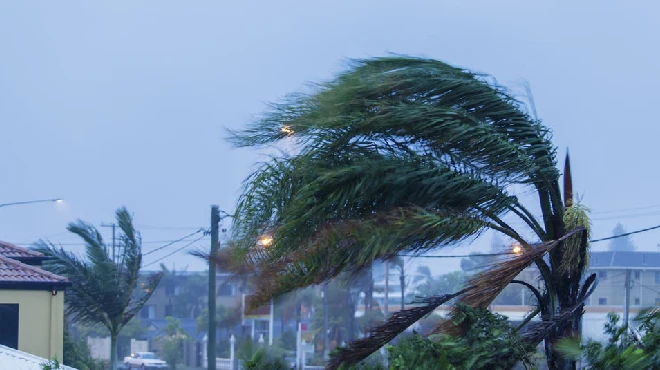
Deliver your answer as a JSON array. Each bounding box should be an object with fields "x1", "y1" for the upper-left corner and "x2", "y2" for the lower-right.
[
  {"x1": 512, "y1": 242, "x2": 523, "y2": 255},
  {"x1": 0, "y1": 198, "x2": 63, "y2": 208}
]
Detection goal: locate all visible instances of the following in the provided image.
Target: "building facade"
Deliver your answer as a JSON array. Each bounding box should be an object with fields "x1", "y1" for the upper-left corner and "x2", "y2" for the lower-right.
[{"x1": 0, "y1": 241, "x2": 70, "y2": 360}]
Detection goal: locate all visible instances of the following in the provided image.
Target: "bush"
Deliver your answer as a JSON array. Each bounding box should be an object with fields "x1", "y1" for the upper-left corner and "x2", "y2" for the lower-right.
[
  {"x1": 557, "y1": 309, "x2": 660, "y2": 369},
  {"x1": 245, "y1": 348, "x2": 289, "y2": 370},
  {"x1": 62, "y1": 330, "x2": 104, "y2": 370},
  {"x1": 340, "y1": 304, "x2": 535, "y2": 370}
]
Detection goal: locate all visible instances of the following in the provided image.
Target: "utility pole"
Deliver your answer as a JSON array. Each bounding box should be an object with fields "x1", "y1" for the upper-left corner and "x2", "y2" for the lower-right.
[
  {"x1": 623, "y1": 269, "x2": 632, "y2": 330},
  {"x1": 101, "y1": 223, "x2": 117, "y2": 263},
  {"x1": 208, "y1": 206, "x2": 220, "y2": 370}
]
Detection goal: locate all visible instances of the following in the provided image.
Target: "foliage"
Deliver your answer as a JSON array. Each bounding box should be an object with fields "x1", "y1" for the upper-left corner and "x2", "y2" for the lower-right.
[
  {"x1": 156, "y1": 317, "x2": 190, "y2": 370},
  {"x1": 416, "y1": 268, "x2": 466, "y2": 302},
  {"x1": 557, "y1": 309, "x2": 660, "y2": 369},
  {"x1": 196, "y1": 306, "x2": 241, "y2": 333},
  {"x1": 161, "y1": 267, "x2": 208, "y2": 318},
  {"x1": 41, "y1": 359, "x2": 61, "y2": 370},
  {"x1": 609, "y1": 223, "x2": 636, "y2": 252},
  {"x1": 312, "y1": 277, "x2": 361, "y2": 351},
  {"x1": 63, "y1": 329, "x2": 104, "y2": 370},
  {"x1": 34, "y1": 207, "x2": 162, "y2": 370},
  {"x1": 220, "y1": 56, "x2": 594, "y2": 370},
  {"x1": 337, "y1": 305, "x2": 535, "y2": 370},
  {"x1": 245, "y1": 348, "x2": 289, "y2": 370},
  {"x1": 277, "y1": 330, "x2": 297, "y2": 351}
]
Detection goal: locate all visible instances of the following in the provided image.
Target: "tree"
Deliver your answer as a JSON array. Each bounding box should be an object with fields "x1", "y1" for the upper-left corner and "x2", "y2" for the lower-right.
[
  {"x1": 157, "y1": 317, "x2": 189, "y2": 370},
  {"x1": 221, "y1": 57, "x2": 593, "y2": 370},
  {"x1": 196, "y1": 306, "x2": 241, "y2": 334},
  {"x1": 609, "y1": 223, "x2": 636, "y2": 252},
  {"x1": 34, "y1": 207, "x2": 162, "y2": 370},
  {"x1": 62, "y1": 329, "x2": 104, "y2": 370},
  {"x1": 557, "y1": 308, "x2": 660, "y2": 369}
]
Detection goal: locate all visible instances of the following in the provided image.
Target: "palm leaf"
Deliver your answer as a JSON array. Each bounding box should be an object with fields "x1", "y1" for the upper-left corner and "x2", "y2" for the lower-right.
[{"x1": 326, "y1": 289, "x2": 473, "y2": 370}]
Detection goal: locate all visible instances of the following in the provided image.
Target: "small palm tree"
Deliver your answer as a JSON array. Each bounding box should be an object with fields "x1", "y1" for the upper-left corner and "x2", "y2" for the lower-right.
[
  {"x1": 222, "y1": 56, "x2": 593, "y2": 370},
  {"x1": 35, "y1": 207, "x2": 162, "y2": 370}
]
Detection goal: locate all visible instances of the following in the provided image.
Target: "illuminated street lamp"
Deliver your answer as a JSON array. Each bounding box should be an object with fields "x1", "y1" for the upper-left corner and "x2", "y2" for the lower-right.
[
  {"x1": 512, "y1": 242, "x2": 523, "y2": 255},
  {"x1": 0, "y1": 198, "x2": 63, "y2": 208}
]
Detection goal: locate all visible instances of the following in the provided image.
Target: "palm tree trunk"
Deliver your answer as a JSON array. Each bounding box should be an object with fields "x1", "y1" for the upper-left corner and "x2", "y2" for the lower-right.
[{"x1": 110, "y1": 332, "x2": 118, "y2": 370}]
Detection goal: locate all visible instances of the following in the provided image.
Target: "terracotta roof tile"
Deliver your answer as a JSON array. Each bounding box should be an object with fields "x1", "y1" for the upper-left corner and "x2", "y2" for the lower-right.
[
  {"x1": 0, "y1": 254, "x2": 68, "y2": 284},
  {"x1": 0, "y1": 240, "x2": 44, "y2": 259}
]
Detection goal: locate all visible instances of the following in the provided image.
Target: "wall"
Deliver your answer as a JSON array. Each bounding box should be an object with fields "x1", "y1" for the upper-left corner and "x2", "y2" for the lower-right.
[
  {"x1": 88, "y1": 336, "x2": 111, "y2": 360},
  {"x1": 0, "y1": 289, "x2": 64, "y2": 360}
]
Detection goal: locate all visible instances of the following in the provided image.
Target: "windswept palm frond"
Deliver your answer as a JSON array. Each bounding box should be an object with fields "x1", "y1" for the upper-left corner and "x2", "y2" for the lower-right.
[
  {"x1": 243, "y1": 207, "x2": 494, "y2": 308},
  {"x1": 521, "y1": 274, "x2": 597, "y2": 346},
  {"x1": 436, "y1": 227, "x2": 585, "y2": 335},
  {"x1": 327, "y1": 289, "x2": 473, "y2": 370}
]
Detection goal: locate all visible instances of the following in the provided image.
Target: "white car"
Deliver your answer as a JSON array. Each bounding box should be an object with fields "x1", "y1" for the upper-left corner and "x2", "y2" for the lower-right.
[{"x1": 124, "y1": 352, "x2": 168, "y2": 370}]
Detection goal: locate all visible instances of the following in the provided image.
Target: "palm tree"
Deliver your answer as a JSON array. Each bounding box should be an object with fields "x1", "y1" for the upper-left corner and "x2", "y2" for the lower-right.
[
  {"x1": 34, "y1": 207, "x2": 162, "y2": 370},
  {"x1": 223, "y1": 57, "x2": 593, "y2": 370}
]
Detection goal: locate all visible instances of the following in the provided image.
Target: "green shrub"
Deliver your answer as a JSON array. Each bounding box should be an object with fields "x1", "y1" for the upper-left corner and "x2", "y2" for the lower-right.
[{"x1": 245, "y1": 348, "x2": 289, "y2": 370}]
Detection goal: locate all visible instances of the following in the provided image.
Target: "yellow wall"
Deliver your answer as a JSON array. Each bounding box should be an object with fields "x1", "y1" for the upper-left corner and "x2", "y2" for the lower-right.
[{"x1": 0, "y1": 289, "x2": 64, "y2": 360}]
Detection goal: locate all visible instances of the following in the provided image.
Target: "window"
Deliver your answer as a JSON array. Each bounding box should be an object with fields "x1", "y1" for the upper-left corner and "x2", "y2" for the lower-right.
[
  {"x1": 598, "y1": 271, "x2": 608, "y2": 280},
  {"x1": 634, "y1": 271, "x2": 640, "y2": 279},
  {"x1": 598, "y1": 298, "x2": 607, "y2": 305},
  {"x1": 0, "y1": 304, "x2": 19, "y2": 349},
  {"x1": 218, "y1": 284, "x2": 234, "y2": 297},
  {"x1": 655, "y1": 272, "x2": 660, "y2": 284},
  {"x1": 165, "y1": 304, "x2": 173, "y2": 317},
  {"x1": 165, "y1": 281, "x2": 177, "y2": 296},
  {"x1": 634, "y1": 298, "x2": 640, "y2": 306},
  {"x1": 140, "y1": 305, "x2": 156, "y2": 319},
  {"x1": 656, "y1": 298, "x2": 660, "y2": 306}
]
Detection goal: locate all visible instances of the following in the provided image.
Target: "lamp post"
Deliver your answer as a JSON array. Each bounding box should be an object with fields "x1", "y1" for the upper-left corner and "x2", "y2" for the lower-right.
[
  {"x1": 257, "y1": 235, "x2": 275, "y2": 346},
  {"x1": 0, "y1": 198, "x2": 63, "y2": 208}
]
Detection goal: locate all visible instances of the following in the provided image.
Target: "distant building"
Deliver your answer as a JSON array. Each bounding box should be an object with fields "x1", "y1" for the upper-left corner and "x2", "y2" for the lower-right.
[{"x1": 585, "y1": 251, "x2": 660, "y2": 307}]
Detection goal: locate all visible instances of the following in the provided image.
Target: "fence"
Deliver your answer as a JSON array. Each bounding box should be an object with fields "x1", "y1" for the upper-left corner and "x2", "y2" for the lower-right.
[{"x1": 203, "y1": 334, "x2": 236, "y2": 370}]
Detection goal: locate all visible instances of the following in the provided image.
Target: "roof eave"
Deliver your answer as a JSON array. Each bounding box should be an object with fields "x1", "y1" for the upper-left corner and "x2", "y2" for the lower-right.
[{"x1": 0, "y1": 280, "x2": 71, "y2": 291}]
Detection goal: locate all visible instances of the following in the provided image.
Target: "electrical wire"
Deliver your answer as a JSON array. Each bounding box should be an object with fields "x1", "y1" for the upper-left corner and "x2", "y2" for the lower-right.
[
  {"x1": 591, "y1": 204, "x2": 660, "y2": 214},
  {"x1": 135, "y1": 224, "x2": 206, "y2": 231},
  {"x1": 142, "y1": 229, "x2": 206, "y2": 256},
  {"x1": 143, "y1": 234, "x2": 207, "y2": 268},
  {"x1": 589, "y1": 224, "x2": 660, "y2": 243},
  {"x1": 401, "y1": 223, "x2": 660, "y2": 259}
]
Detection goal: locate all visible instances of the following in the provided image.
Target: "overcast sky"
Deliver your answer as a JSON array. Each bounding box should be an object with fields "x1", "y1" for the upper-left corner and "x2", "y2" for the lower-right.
[{"x1": 1, "y1": 0, "x2": 659, "y2": 274}]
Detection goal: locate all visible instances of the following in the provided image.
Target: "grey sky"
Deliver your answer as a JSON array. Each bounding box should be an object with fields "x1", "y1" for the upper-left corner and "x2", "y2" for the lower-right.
[{"x1": 1, "y1": 1, "x2": 659, "y2": 273}]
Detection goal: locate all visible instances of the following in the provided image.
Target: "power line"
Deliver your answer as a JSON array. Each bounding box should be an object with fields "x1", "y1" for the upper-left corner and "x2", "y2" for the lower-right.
[
  {"x1": 592, "y1": 211, "x2": 660, "y2": 221},
  {"x1": 142, "y1": 229, "x2": 206, "y2": 256},
  {"x1": 591, "y1": 204, "x2": 660, "y2": 214},
  {"x1": 589, "y1": 223, "x2": 660, "y2": 243},
  {"x1": 12, "y1": 234, "x2": 209, "y2": 247},
  {"x1": 135, "y1": 224, "x2": 206, "y2": 231},
  {"x1": 143, "y1": 234, "x2": 207, "y2": 268},
  {"x1": 402, "y1": 223, "x2": 660, "y2": 259}
]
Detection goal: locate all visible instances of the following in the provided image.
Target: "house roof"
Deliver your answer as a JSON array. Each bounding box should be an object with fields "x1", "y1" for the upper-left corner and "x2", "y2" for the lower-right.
[
  {"x1": 0, "y1": 240, "x2": 46, "y2": 265},
  {"x1": 0, "y1": 344, "x2": 78, "y2": 370},
  {"x1": 589, "y1": 251, "x2": 660, "y2": 270},
  {"x1": 0, "y1": 254, "x2": 70, "y2": 290}
]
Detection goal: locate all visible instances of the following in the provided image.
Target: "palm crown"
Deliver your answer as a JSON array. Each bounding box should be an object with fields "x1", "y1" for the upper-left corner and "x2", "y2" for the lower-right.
[{"x1": 226, "y1": 56, "x2": 592, "y2": 370}]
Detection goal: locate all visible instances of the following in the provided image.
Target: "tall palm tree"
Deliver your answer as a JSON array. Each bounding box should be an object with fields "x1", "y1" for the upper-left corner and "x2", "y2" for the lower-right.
[
  {"x1": 34, "y1": 207, "x2": 162, "y2": 370},
  {"x1": 223, "y1": 56, "x2": 593, "y2": 370}
]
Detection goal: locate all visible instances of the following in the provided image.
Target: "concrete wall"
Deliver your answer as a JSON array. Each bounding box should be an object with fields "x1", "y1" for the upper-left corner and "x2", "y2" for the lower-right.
[
  {"x1": 88, "y1": 336, "x2": 111, "y2": 360},
  {"x1": 0, "y1": 289, "x2": 64, "y2": 360}
]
